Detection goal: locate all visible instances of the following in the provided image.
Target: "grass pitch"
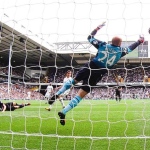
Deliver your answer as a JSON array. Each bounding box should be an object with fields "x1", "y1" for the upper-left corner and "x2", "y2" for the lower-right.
[{"x1": 0, "y1": 99, "x2": 150, "y2": 150}]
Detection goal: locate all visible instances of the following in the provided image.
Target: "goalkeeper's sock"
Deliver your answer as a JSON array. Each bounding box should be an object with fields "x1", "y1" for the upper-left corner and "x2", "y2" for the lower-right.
[
  {"x1": 56, "y1": 79, "x2": 75, "y2": 95},
  {"x1": 62, "y1": 95, "x2": 82, "y2": 115}
]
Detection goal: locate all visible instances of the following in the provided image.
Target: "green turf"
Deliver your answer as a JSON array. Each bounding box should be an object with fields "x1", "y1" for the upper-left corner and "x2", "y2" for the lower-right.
[{"x1": 0, "y1": 99, "x2": 150, "y2": 150}]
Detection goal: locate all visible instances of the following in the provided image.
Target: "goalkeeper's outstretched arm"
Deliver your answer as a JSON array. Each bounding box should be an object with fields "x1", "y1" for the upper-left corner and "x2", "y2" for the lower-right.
[
  {"x1": 87, "y1": 22, "x2": 106, "y2": 49},
  {"x1": 121, "y1": 35, "x2": 145, "y2": 57}
]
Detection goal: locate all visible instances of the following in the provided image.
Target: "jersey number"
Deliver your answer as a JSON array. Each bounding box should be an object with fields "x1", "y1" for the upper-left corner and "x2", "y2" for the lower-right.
[{"x1": 98, "y1": 51, "x2": 116, "y2": 66}]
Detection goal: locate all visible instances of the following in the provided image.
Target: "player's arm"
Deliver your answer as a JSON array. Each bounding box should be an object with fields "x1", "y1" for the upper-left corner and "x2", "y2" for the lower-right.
[
  {"x1": 2, "y1": 104, "x2": 6, "y2": 112},
  {"x1": 121, "y1": 36, "x2": 144, "y2": 57},
  {"x1": 87, "y1": 22, "x2": 106, "y2": 49},
  {"x1": 112, "y1": 72, "x2": 119, "y2": 86}
]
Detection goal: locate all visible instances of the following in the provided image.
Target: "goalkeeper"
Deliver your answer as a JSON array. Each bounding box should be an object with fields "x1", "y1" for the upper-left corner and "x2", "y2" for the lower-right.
[
  {"x1": 0, "y1": 101, "x2": 30, "y2": 112},
  {"x1": 50, "y1": 22, "x2": 144, "y2": 125}
]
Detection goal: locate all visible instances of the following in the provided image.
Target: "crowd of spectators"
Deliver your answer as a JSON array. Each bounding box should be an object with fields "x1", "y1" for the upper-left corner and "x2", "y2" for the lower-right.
[
  {"x1": 0, "y1": 83, "x2": 43, "y2": 100},
  {"x1": 70, "y1": 86, "x2": 150, "y2": 100},
  {"x1": 46, "y1": 66, "x2": 150, "y2": 83},
  {"x1": 0, "y1": 64, "x2": 150, "y2": 100},
  {"x1": 0, "y1": 63, "x2": 25, "y2": 78}
]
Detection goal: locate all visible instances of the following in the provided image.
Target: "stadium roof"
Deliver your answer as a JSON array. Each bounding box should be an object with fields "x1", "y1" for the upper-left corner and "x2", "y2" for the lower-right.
[{"x1": 0, "y1": 22, "x2": 150, "y2": 68}]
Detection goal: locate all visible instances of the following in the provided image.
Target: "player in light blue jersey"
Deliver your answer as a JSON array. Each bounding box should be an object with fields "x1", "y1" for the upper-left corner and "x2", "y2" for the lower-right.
[{"x1": 50, "y1": 22, "x2": 144, "y2": 125}]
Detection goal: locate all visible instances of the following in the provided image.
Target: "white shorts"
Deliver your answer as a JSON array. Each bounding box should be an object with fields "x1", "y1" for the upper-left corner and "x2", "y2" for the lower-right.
[{"x1": 45, "y1": 92, "x2": 52, "y2": 98}]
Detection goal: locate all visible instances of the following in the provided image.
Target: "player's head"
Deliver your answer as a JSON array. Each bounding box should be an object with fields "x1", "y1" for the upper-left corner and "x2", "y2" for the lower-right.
[
  {"x1": 112, "y1": 36, "x2": 122, "y2": 46},
  {"x1": 66, "y1": 70, "x2": 72, "y2": 77}
]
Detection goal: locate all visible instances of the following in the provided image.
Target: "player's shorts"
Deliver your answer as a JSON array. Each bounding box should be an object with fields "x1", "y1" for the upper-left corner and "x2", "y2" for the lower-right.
[
  {"x1": 5, "y1": 102, "x2": 15, "y2": 111},
  {"x1": 74, "y1": 61, "x2": 107, "y2": 93},
  {"x1": 45, "y1": 92, "x2": 52, "y2": 98}
]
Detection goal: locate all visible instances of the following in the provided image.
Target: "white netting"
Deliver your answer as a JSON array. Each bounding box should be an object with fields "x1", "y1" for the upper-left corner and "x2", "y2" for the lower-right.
[{"x1": 0, "y1": 0, "x2": 150, "y2": 150}]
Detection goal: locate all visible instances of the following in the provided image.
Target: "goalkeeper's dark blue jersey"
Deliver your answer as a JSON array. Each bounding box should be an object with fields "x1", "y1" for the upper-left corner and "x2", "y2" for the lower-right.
[{"x1": 88, "y1": 36, "x2": 132, "y2": 69}]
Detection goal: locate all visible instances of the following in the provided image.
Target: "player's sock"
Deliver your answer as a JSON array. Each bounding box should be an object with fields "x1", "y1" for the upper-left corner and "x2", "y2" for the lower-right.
[
  {"x1": 49, "y1": 104, "x2": 52, "y2": 109},
  {"x1": 59, "y1": 98, "x2": 65, "y2": 108},
  {"x1": 62, "y1": 95, "x2": 82, "y2": 115},
  {"x1": 56, "y1": 78, "x2": 75, "y2": 95}
]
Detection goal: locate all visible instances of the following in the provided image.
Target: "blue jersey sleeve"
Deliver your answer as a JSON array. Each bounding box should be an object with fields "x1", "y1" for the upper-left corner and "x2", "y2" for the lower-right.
[
  {"x1": 120, "y1": 41, "x2": 141, "y2": 57},
  {"x1": 87, "y1": 35, "x2": 106, "y2": 49}
]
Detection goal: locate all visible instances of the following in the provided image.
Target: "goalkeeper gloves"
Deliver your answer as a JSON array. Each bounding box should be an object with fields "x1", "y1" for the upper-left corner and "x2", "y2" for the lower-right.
[
  {"x1": 138, "y1": 35, "x2": 144, "y2": 44},
  {"x1": 96, "y1": 22, "x2": 106, "y2": 30}
]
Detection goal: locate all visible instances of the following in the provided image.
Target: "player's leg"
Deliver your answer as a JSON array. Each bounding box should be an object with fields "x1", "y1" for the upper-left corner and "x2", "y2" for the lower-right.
[
  {"x1": 58, "y1": 88, "x2": 88, "y2": 125},
  {"x1": 50, "y1": 78, "x2": 76, "y2": 101},
  {"x1": 116, "y1": 95, "x2": 118, "y2": 101},
  {"x1": 3, "y1": 102, "x2": 17, "y2": 111},
  {"x1": 50, "y1": 62, "x2": 91, "y2": 101},
  {"x1": 119, "y1": 93, "x2": 121, "y2": 101},
  {"x1": 59, "y1": 90, "x2": 70, "y2": 108},
  {"x1": 45, "y1": 95, "x2": 56, "y2": 111},
  {"x1": 44, "y1": 93, "x2": 50, "y2": 104},
  {"x1": 46, "y1": 93, "x2": 65, "y2": 111},
  {"x1": 45, "y1": 101, "x2": 53, "y2": 111},
  {"x1": 14, "y1": 103, "x2": 30, "y2": 109},
  {"x1": 59, "y1": 95, "x2": 65, "y2": 108},
  {"x1": 58, "y1": 68, "x2": 103, "y2": 125}
]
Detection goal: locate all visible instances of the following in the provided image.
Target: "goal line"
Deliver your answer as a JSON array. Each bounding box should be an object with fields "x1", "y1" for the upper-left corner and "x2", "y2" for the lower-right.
[{"x1": 0, "y1": 131, "x2": 150, "y2": 140}]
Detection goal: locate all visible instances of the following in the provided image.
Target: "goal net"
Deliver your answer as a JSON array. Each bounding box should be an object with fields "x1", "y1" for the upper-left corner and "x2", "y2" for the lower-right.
[{"x1": 0, "y1": 0, "x2": 150, "y2": 149}]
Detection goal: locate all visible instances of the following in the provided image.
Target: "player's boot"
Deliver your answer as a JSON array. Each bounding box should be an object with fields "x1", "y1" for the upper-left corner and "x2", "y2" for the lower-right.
[
  {"x1": 58, "y1": 112, "x2": 65, "y2": 125},
  {"x1": 45, "y1": 108, "x2": 51, "y2": 111}
]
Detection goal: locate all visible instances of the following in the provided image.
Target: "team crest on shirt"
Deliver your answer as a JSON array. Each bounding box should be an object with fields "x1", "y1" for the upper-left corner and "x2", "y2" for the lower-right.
[
  {"x1": 93, "y1": 40, "x2": 98, "y2": 45},
  {"x1": 122, "y1": 47, "x2": 128, "y2": 53}
]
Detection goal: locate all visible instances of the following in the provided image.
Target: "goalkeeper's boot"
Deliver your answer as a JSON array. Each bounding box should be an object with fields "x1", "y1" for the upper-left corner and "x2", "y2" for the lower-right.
[
  {"x1": 45, "y1": 108, "x2": 51, "y2": 111},
  {"x1": 58, "y1": 112, "x2": 65, "y2": 125}
]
